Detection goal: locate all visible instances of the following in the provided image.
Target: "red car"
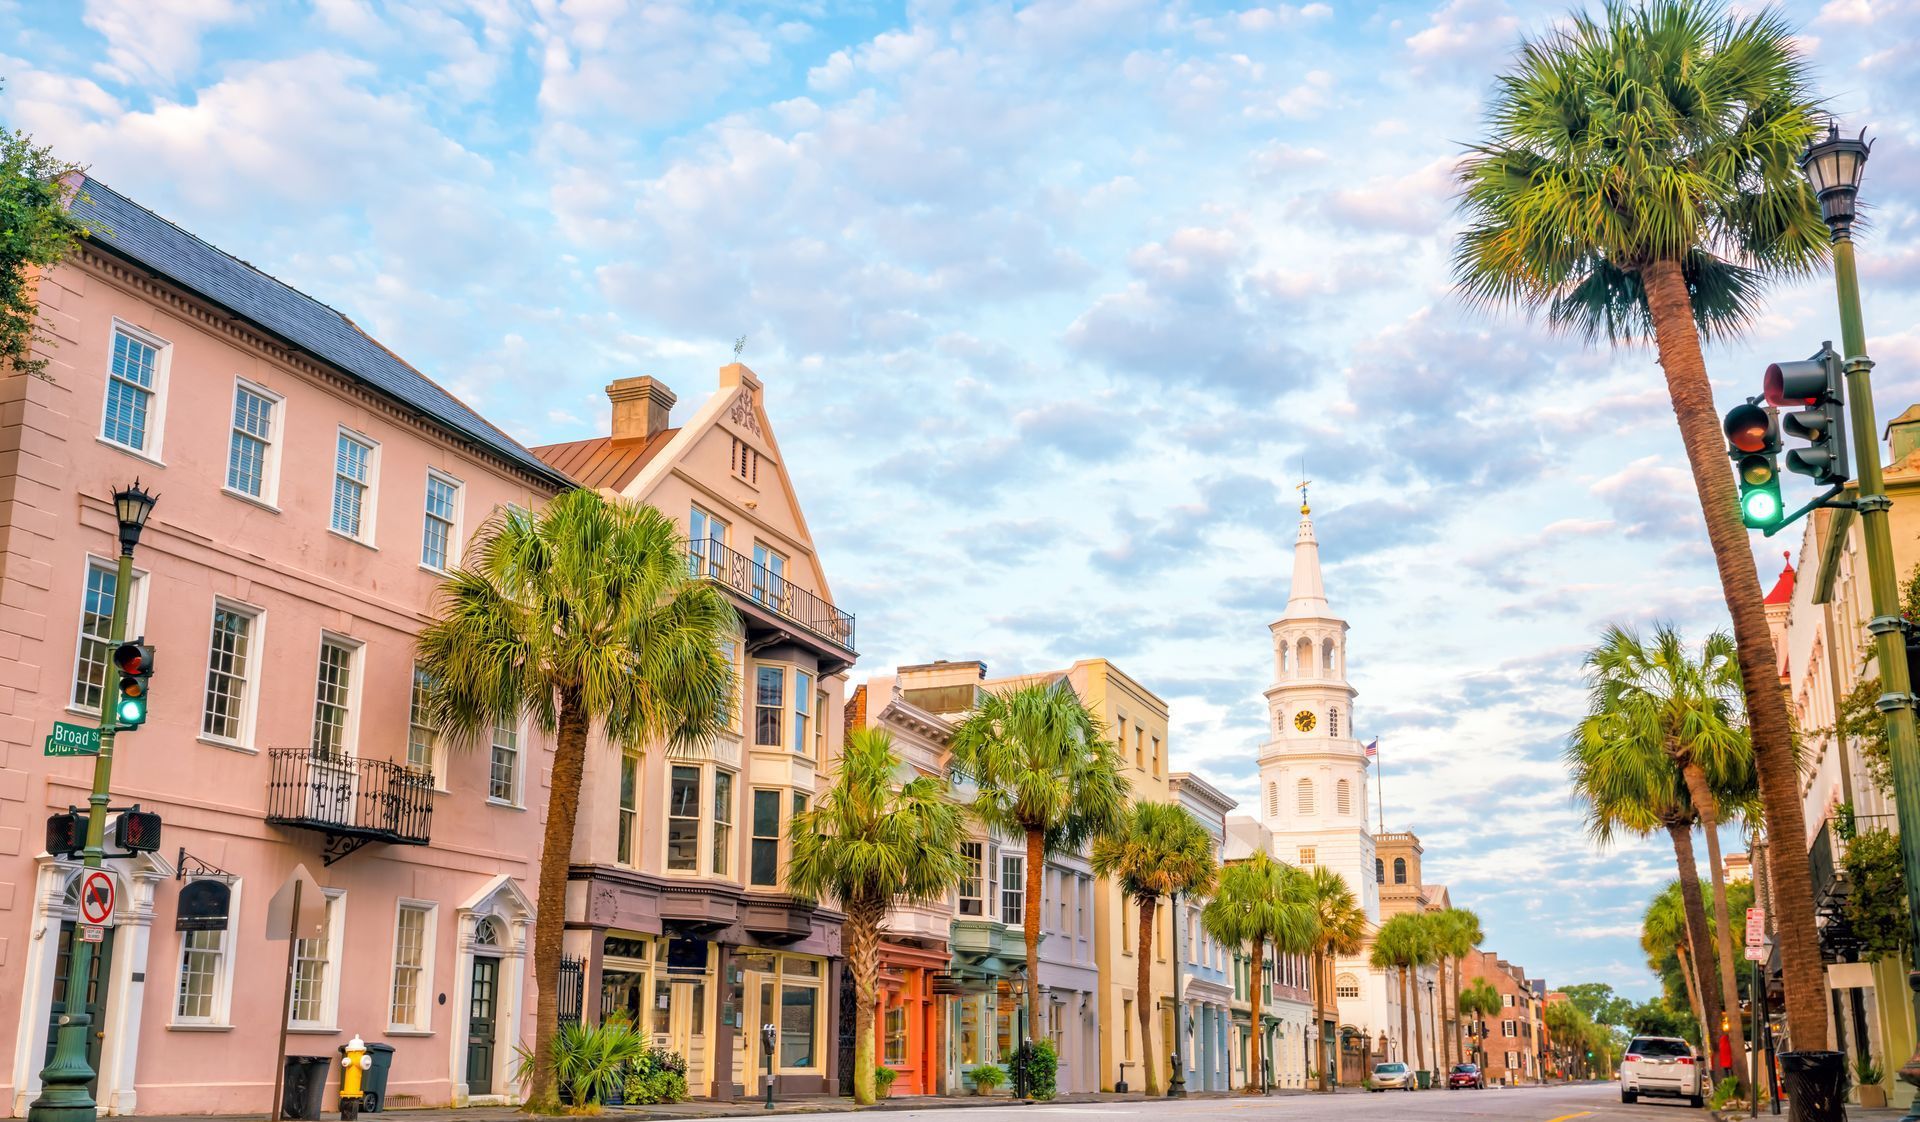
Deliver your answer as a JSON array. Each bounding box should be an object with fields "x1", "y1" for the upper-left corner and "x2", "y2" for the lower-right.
[{"x1": 1448, "y1": 1063, "x2": 1485, "y2": 1089}]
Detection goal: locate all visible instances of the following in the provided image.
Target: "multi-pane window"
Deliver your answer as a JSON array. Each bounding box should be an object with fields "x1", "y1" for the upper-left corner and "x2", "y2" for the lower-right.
[
  {"x1": 72, "y1": 560, "x2": 134, "y2": 712},
  {"x1": 201, "y1": 603, "x2": 257, "y2": 742},
  {"x1": 1000, "y1": 853, "x2": 1024, "y2": 926},
  {"x1": 618, "y1": 755, "x2": 639, "y2": 866},
  {"x1": 711, "y1": 770, "x2": 734, "y2": 876},
  {"x1": 407, "y1": 666, "x2": 436, "y2": 775},
  {"x1": 175, "y1": 928, "x2": 225, "y2": 1022},
  {"x1": 884, "y1": 1007, "x2": 907, "y2": 1065},
  {"x1": 688, "y1": 506, "x2": 727, "y2": 577},
  {"x1": 720, "y1": 639, "x2": 740, "y2": 730},
  {"x1": 1298, "y1": 847, "x2": 1317, "y2": 866},
  {"x1": 421, "y1": 473, "x2": 459, "y2": 571},
  {"x1": 311, "y1": 640, "x2": 355, "y2": 755},
  {"x1": 814, "y1": 689, "x2": 826, "y2": 758},
  {"x1": 752, "y1": 544, "x2": 786, "y2": 606},
  {"x1": 667, "y1": 765, "x2": 701, "y2": 872},
  {"x1": 1336, "y1": 975, "x2": 1360, "y2": 999},
  {"x1": 751, "y1": 789, "x2": 781, "y2": 886},
  {"x1": 390, "y1": 904, "x2": 430, "y2": 1029},
  {"x1": 755, "y1": 666, "x2": 784, "y2": 747},
  {"x1": 489, "y1": 719, "x2": 519, "y2": 803},
  {"x1": 103, "y1": 328, "x2": 159, "y2": 451},
  {"x1": 226, "y1": 382, "x2": 277, "y2": 498},
  {"x1": 958, "y1": 842, "x2": 984, "y2": 916},
  {"x1": 792, "y1": 671, "x2": 812, "y2": 754},
  {"x1": 290, "y1": 895, "x2": 338, "y2": 1027},
  {"x1": 331, "y1": 431, "x2": 375, "y2": 539}
]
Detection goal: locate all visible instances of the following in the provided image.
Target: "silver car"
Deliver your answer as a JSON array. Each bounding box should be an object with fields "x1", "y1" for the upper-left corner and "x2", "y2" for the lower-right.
[{"x1": 1371, "y1": 1062, "x2": 1414, "y2": 1091}]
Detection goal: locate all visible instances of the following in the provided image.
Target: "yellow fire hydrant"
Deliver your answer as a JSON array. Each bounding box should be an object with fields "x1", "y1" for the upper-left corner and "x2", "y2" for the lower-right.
[{"x1": 341, "y1": 1035, "x2": 372, "y2": 1120}]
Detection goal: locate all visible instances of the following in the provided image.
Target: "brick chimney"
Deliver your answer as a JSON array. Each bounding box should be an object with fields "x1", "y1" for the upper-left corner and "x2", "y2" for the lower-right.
[{"x1": 606, "y1": 376, "x2": 676, "y2": 442}]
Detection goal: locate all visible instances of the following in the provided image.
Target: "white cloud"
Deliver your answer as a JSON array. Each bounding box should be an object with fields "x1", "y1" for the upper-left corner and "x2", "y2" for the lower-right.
[
  {"x1": 1405, "y1": 0, "x2": 1521, "y2": 66},
  {"x1": 81, "y1": 0, "x2": 249, "y2": 86}
]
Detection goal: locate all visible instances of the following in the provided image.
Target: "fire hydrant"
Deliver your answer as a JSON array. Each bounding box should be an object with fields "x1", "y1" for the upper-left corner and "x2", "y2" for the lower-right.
[{"x1": 341, "y1": 1035, "x2": 372, "y2": 1120}]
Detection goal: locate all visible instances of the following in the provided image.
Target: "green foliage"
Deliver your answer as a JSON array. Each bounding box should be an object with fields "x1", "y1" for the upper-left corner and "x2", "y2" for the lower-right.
[
  {"x1": 1709, "y1": 1075, "x2": 1744, "y2": 1109},
  {"x1": 1821, "y1": 676, "x2": 1895, "y2": 796},
  {"x1": 948, "y1": 681, "x2": 1130, "y2": 853},
  {"x1": 622, "y1": 1046, "x2": 689, "y2": 1105},
  {"x1": 970, "y1": 1063, "x2": 1006, "y2": 1093},
  {"x1": 0, "y1": 108, "x2": 89, "y2": 381},
  {"x1": 788, "y1": 727, "x2": 970, "y2": 910},
  {"x1": 1854, "y1": 1055, "x2": 1882, "y2": 1086},
  {"x1": 1091, "y1": 801, "x2": 1218, "y2": 908},
  {"x1": 1452, "y1": 0, "x2": 1826, "y2": 343},
  {"x1": 1201, "y1": 853, "x2": 1317, "y2": 957},
  {"x1": 1370, "y1": 911, "x2": 1439, "y2": 973},
  {"x1": 1841, "y1": 829, "x2": 1909, "y2": 961},
  {"x1": 1559, "y1": 982, "x2": 1633, "y2": 1026},
  {"x1": 1458, "y1": 979, "x2": 1502, "y2": 1020},
  {"x1": 874, "y1": 1065, "x2": 899, "y2": 1097},
  {"x1": 1008, "y1": 1040, "x2": 1057, "y2": 1100},
  {"x1": 514, "y1": 1021, "x2": 646, "y2": 1109},
  {"x1": 1623, "y1": 997, "x2": 1697, "y2": 1044}
]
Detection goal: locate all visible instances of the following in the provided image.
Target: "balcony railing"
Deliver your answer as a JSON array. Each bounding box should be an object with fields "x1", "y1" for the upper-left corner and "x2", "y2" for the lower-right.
[
  {"x1": 266, "y1": 747, "x2": 434, "y2": 865},
  {"x1": 687, "y1": 539, "x2": 855, "y2": 652}
]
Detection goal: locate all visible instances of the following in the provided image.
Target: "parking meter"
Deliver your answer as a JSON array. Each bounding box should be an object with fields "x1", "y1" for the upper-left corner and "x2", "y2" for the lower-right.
[{"x1": 761, "y1": 1024, "x2": 777, "y2": 1109}]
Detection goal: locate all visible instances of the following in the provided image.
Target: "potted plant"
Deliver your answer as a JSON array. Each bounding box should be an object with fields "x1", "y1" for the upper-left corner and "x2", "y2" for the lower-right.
[
  {"x1": 1856, "y1": 1056, "x2": 1886, "y2": 1109},
  {"x1": 971, "y1": 1063, "x2": 1007, "y2": 1096},
  {"x1": 875, "y1": 1065, "x2": 899, "y2": 1100}
]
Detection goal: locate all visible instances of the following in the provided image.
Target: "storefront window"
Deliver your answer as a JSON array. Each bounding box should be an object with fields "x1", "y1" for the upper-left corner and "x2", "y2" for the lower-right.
[
  {"x1": 958, "y1": 994, "x2": 985, "y2": 1065},
  {"x1": 738, "y1": 950, "x2": 824, "y2": 1073},
  {"x1": 884, "y1": 1006, "x2": 907, "y2": 1064},
  {"x1": 995, "y1": 1003, "x2": 1015, "y2": 1059}
]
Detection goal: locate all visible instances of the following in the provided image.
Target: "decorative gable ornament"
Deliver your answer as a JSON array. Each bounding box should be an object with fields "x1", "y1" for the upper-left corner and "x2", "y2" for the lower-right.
[{"x1": 727, "y1": 388, "x2": 762, "y2": 436}]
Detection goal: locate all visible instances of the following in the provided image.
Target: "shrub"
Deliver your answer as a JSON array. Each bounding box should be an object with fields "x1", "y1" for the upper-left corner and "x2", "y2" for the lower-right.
[
  {"x1": 1007, "y1": 1040, "x2": 1057, "y2": 1100},
  {"x1": 622, "y1": 1045, "x2": 690, "y2": 1105},
  {"x1": 1842, "y1": 830, "x2": 1909, "y2": 962},
  {"x1": 1707, "y1": 1075, "x2": 1743, "y2": 1110},
  {"x1": 875, "y1": 1065, "x2": 899, "y2": 1098},
  {"x1": 971, "y1": 1063, "x2": 1007, "y2": 1094},
  {"x1": 515, "y1": 1021, "x2": 644, "y2": 1110},
  {"x1": 1855, "y1": 1055, "x2": 1882, "y2": 1087}
]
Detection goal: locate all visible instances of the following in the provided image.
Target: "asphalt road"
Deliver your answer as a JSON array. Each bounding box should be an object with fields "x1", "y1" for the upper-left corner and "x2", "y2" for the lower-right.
[{"x1": 857, "y1": 1083, "x2": 1704, "y2": 1120}]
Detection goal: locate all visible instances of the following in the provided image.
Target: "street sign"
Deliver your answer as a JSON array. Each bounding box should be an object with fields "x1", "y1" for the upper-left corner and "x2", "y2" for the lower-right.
[
  {"x1": 265, "y1": 864, "x2": 327, "y2": 941},
  {"x1": 78, "y1": 869, "x2": 116, "y2": 927},
  {"x1": 79, "y1": 925, "x2": 104, "y2": 944},
  {"x1": 1745, "y1": 907, "x2": 1766, "y2": 945},
  {"x1": 1745, "y1": 940, "x2": 1769, "y2": 963},
  {"x1": 44, "y1": 721, "x2": 101, "y2": 757}
]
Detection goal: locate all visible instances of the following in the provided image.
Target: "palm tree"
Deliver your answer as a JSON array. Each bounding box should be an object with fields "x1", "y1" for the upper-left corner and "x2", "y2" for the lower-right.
[
  {"x1": 949, "y1": 681, "x2": 1129, "y2": 1049},
  {"x1": 1302, "y1": 866, "x2": 1365, "y2": 1090},
  {"x1": 1090, "y1": 801, "x2": 1219, "y2": 1095},
  {"x1": 1454, "y1": 0, "x2": 1830, "y2": 1047},
  {"x1": 1431, "y1": 908, "x2": 1483, "y2": 1070},
  {"x1": 1202, "y1": 854, "x2": 1317, "y2": 1095},
  {"x1": 1372, "y1": 912, "x2": 1438, "y2": 1080},
  {"x1": 788, "y1": 728, "x2": 970, "y2": 1104},
  {"x1": 1644, "y1": 881, "x2": 1712, "y2": 1047},
  {"x1": 1570, "y1": 624, "x2": 1752, "y2": 1090},
  {"x1": 418, "y1": 491, "x2": 736, "y2": 1111},
  {"x1": 1458, "y1": 979, "x2": 1502, "y2": 1069}
]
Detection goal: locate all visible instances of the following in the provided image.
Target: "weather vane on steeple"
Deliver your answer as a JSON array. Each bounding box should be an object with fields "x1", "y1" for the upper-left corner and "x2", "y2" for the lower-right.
[{"x1": 1295, "y1": 463, "x2": 1312, "y2": 515}]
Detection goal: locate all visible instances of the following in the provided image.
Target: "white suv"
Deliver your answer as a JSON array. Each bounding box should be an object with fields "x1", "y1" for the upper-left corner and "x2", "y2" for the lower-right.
[{"x1": 1621, "y1": 1035, "x2": 1704, "y2": 1108}]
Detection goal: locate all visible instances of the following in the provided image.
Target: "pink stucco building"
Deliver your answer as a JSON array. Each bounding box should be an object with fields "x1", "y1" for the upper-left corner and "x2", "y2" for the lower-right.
[{"x1": 0, "y1": 179, "x2": 571, "y2": 1115}]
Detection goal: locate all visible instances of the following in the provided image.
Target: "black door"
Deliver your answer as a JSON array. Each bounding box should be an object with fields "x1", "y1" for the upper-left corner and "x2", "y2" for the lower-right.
[
  {"x1": 467, "y1": 957, "x2": 499, "y2": 1095},
  {"x1": 45, "y1": 921, "x2": 114, "y2": 1099}
]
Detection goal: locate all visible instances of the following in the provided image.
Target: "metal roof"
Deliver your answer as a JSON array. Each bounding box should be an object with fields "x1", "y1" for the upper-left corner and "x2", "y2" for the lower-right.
[{"x1": 69, "y1": 178, "x2": 573, "y2": 490}]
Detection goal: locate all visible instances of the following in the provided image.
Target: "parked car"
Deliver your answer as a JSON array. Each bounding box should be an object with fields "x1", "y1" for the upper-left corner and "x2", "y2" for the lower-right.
[
  {"x1": 1448, "y1": 1063, "x2": 1485, "y2": 1089},
  {"x1": 1620, "y1": 1035, "x2": 1704, "y2": 1108},
  {"x1": 1370, "y1": 1062, "x2": 1414, "y2": 1091}
]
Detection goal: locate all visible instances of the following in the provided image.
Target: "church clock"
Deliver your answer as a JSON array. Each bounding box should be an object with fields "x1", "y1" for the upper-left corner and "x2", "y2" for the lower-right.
[{"x1": 1293, "y1": 710, "x2": 1316, "y2": 732}]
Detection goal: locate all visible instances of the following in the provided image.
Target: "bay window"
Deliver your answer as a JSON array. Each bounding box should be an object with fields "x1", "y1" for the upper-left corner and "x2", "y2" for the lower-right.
[
  {"x1": 958, "y1": 842, "x2": 984, "y2": 916},
  {"x1": 750, "y1": 789, "x2": 781, "y2": 886},
  {"x1": 752, "y1": 663, "x2": 823, "y2": 756},
  {"x1": 755, "y1": 667, "x2": 784, "y2": 747},
  {"x1": 1000, "y1": 853, "x2": 1024, "y2": 926},
  {"x1": 792, "y1": 671, "x2": 812, "y2": 753},
  {"x1": 712, "y1": 770, "x2": 733, "y2": 876},
  {"x1": 665, "y1": 763, "x2": 736, "y2": 875}
]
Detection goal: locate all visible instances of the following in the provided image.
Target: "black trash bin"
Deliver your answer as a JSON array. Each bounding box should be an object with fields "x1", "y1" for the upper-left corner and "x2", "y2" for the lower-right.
[
  {"x1": 1779, "y1": 1050, "x2": 1847, "y2": 1122},
  {"x1": 337, "y1": 1043, "x2": 395, "y2": 1112},
  {"x1": 282, "y1": 1055, "x2": 331, "y2": 1121}
]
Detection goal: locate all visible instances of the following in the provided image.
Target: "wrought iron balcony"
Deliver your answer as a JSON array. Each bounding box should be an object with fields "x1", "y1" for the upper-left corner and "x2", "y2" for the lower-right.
[
  {"x1": 686, "y1": 538, "x2": 855, "y2": 653},
  {"x1": 266, "y1": 747, "x2": 434, "y2": 865}
]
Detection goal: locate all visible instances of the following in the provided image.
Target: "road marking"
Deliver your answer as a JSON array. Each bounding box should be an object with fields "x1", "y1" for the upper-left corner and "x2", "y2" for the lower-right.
[{"x1": 1545, "y1": 1113, "x2": 1594, "y2": 1122}]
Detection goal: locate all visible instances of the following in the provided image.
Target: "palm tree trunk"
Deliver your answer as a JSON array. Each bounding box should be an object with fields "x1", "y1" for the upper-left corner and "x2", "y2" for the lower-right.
[
  {"x1": 1245, "y1": 940, "x2": 1265, "y2": 1095},
  {"x1": 1313, "y1": 950, "x2": 1329, "y2": 1092},
  {"x1": 1410, "y1": 963, "x2": 1427, "y2": 1078},
  {"x1": 1642, "y1": 256, "x2": 1827, "y2": 1051},
  {"x1": 1137, "y1": 895, "x2": 1159, "y2": 1095},
  {"x1": 848, "y1": 900, "x2": 883, "y2": 1105},
  {"x1": 1677, "y1": 941, "x2": 1710, "y2": 1051},
  {"x1": 1397, "y1": 966, "x2": 1410, "y2": 1071},
  {"x1": 1023, "y1": 828, "x2": 1045, "y2": 1052},
  {"x1": 526, "y1": 689, "x2": 589, "y2": 1112},
  {"x1": 1682, "y1": 760, "x2": 1750, "y2": 1094},
  {"x1": 1667, "y1": 822, "x2": 1727, "y2": 1080}
]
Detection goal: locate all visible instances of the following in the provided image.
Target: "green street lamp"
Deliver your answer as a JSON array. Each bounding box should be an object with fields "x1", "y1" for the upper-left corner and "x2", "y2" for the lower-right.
[
  {"x1": 1799, "y1": 119, "x2": 1920, "y2": 1122},
  {"x1": 29, "y1": 483, "x2": 157, "y2": 1122}
]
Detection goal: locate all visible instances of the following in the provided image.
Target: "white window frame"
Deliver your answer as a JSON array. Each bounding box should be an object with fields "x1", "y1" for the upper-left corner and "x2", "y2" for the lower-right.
[
  {"x1": 407, "y1": 663, "x2": 448, "y2": 789},
  {"x1": 223, "y1": 378, "x2": 283, "y2": 508},
  {"x1": 420, "y1": 469, "x2": 463, "y2": 573},
  {"x1": 618, "y1": 753, "x2": 640, "y2": 867},
  {"x1": 67, "y1": 554, "x2": 148, "y2": 718},
  {"x1": 689, "y1": 505, "x2": 728, "y2": 578},
  {"x1": 199, "y1": 597, "x2": 265, "y2": 750},
  {"x1": 330, "y1": 427, "x2": 381, "y2": 545},
  {"x1": 791, "y1": 670, "x2": 813, "y2": 757},
  {"x1": 387, "y1": 899, "x2": 437, "y2": 1034},
  {"x1": 98, "y1": 319, "x2": 170, "y2": 462},
  {"x1": 754, "y1": 662, "x2": 788, "y2": 748},
  {"x1": 289, "y1": 888, "x2": 347, "y2": 1032},
  {"x1": 957, "y1": 841, "x2": 984, "y2": 916},
  {"x1": 1000, "y1": 851, "x2": 1024, "y2": 927},
  {"x1": 310, "y1": 633, "x2": 363, "y2": 757},
  {"x1": 660, "y1": 761, "x2": 738, "y2": 876},
  {"x1": 488, "y1": 715, "x2": 524, "y2": 807},
  {"x1": 169, "y1": 879, "x2": 243, "y2": 1028}
]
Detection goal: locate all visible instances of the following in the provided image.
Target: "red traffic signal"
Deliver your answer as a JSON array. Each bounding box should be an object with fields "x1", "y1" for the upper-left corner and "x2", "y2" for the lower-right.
[
  {"x1": 1765, "y1": 358, "x2": 1828, "y2": 407},
  {"x1": 1723, "y1": 402, "x2": 1773, "y2": 453},
  {"x1": 45, "y1": 809, "x2": 84, "y2": 859},
  {"x1": 114, "y1": 808, "x2": 162, "y2": 853}
]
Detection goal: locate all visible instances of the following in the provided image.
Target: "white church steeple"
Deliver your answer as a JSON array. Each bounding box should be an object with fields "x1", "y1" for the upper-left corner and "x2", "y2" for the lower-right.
[{"x1": 1283, "y1": 492, "x2": 1329, "y2": 620}]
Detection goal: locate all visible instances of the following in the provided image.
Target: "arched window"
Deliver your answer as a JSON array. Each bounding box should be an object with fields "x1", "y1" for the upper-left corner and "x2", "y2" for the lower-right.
[
  {"x1": 1393, "y1": 858, "x2": 1407, "y2": 885},
  {"x1": 1296, "y1": 778, "x2": 1315, "y2": 816},
  {"x1": 1336, "y1": 974, "x2": 1361, "y2": 999},
  {"x1": 1375, "y1": 858, "x2": 1385, "y2": 884},
  {"x1": 1279, "y1": 643, "x2": 1290, "y2": 671},
  {"x1": 1336, "y1": 779, "x2": 1352, "y2": 816},
  {"x1": 1297, "y1": 638, "x2": 1313, "y2": 676},
  {"x1": 1329, "y1": 707, "x2": 1339, "y2": 737},
  {"x1": 475, "y1": 916, "x2": 503, "y2": 946},
  {"x1": 1268, "y1": 783, "x2": 1279, "y2": 818},
  {"x1": 1322, "y1": 638, "x2": 1336, "y2": 671}
]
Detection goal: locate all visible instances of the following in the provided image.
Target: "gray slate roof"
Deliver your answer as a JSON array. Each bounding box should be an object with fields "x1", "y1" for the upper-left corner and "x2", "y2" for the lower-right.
[{"x1": 70, "y1": 178, "x2": 574, "y2": 490}]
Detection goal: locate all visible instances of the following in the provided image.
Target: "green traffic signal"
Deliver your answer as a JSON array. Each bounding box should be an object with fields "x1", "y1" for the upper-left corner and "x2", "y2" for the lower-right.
[
  {"x1": 1725, "y1": 401, "x2": 1784, "y2": 530},
  {"x1": 112, "y1": 641, "x2": 154, "y2": 730}
]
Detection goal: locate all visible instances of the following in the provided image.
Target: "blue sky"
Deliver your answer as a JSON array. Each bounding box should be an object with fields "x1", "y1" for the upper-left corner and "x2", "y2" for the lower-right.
[{"x1": 7, "y1": 0, "x2": 1920, "y2": 1001}]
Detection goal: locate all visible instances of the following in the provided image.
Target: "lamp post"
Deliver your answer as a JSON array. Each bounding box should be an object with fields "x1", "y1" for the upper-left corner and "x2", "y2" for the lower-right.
[
  {"x1": 1800, "y1": 120, "x2": 1920, "y2": 1122},
  {"x1": 1168, "y1": 892, "x2": 1187, "y2": 1097},
  {"x1": 29, "y1": 483, "x2": 156, "y2": 1122}
]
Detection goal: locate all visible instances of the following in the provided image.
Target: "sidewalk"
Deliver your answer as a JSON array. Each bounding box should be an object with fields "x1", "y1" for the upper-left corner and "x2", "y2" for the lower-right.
[{"x1": 1713, "y1": 1104, "x2": 1907, "y2": 1121}]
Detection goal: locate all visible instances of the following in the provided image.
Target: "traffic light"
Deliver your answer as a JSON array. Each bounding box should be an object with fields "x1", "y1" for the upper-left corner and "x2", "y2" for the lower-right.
[
  {"x1": 112, "y1": 640, "x2": 154, "y2": 728},
  {"x1": 114, "y1": 806, "x2": 161, "y2": 853},
  {"x1": 1723, "y1": 400, "x2": 1784, "y2": 530},
  {"x1": 45, "y1": 809, "x2": 84, "y2": 859},
  {"x1": 1766, "y1": 344, "x2": 1849, "y2": 485}
]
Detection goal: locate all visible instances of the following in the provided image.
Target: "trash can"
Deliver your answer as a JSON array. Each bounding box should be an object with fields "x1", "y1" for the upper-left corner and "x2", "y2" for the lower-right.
[
  {"x1": 1780, "y1": 1050, "x2": 1846, "y2": 1122},
  {"x1": 1416, "y1": 1070, "x2": 1432, "y2": 1089},
  {"x1": 282, "y1": 1055, "x2": 331, "y2": 1120},
  {"x1": 338, "y1": 1042, "x2": 395, "y2": 1112}
]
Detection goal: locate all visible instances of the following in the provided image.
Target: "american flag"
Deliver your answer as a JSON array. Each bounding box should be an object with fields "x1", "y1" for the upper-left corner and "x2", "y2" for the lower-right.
[{"x1": 1363, "y1": 737, "x2": 1379, "y2": 758}]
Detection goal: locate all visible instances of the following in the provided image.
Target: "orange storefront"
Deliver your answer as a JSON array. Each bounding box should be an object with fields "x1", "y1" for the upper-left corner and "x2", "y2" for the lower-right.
[{"x1": 876, "y1": 938, "x2": 948, "y2": 1095}]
